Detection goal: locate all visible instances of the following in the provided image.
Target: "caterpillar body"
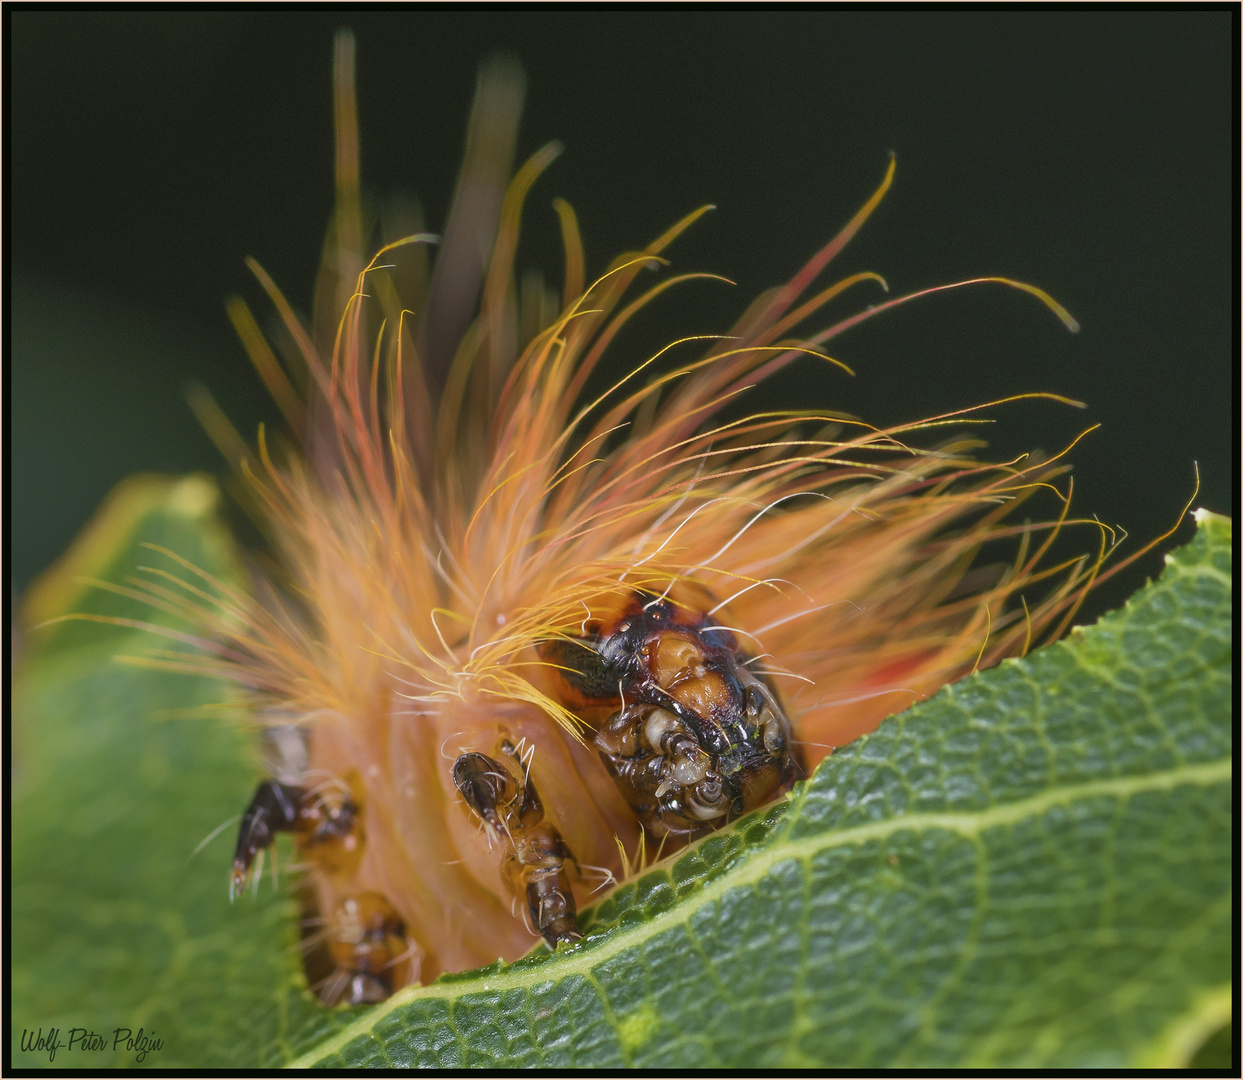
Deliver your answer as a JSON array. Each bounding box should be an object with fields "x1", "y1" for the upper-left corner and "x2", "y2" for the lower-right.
[{"x1": 162, "y1": 34, "x2": 1110, "y2": 1003}]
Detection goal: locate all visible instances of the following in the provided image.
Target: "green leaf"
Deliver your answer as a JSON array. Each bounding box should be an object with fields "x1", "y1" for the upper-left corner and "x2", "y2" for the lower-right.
[{"x1": 12, "y1": 481, "x2": 1232, "y2": 1069}]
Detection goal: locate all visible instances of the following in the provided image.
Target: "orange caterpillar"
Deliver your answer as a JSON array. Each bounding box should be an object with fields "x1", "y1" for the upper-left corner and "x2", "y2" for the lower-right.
[{"x1": 127, "y1": 34, "x2": 1117, "y2": 1001}]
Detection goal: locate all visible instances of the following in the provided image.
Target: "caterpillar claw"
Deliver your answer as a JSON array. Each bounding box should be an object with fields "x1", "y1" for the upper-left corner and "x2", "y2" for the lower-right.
[
  {"x1": 453, "y1": 745, "x2": 583, "y2": 949},
  {"x1": 230, "y1": 779, "x2": 363, "y2": 899}
]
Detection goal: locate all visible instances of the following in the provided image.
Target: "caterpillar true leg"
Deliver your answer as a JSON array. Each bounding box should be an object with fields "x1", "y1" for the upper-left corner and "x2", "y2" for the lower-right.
[
  {"x1": 231, "y1": 779, "x2": 363, "y2": 899},
  {"x1": 452, "y1": 745, "x2": 583, "y2": 948},
  {"x1": 320, "y1": 892, "x2": 413, "y2": 1006}
]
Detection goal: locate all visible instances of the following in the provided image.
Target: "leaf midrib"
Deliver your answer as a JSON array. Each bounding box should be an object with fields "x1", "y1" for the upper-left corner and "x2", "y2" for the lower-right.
[{"x1": 289, "y1": 754, "x2": 1230, "y2": 1067}]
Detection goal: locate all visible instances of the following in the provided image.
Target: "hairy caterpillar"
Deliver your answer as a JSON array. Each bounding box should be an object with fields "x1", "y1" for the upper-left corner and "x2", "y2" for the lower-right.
[{"x1": 114, "y1": 32, "x2": 1133, "y2": 1003}]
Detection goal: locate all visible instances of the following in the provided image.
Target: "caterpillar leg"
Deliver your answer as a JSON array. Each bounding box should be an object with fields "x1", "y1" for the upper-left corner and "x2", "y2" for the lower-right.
[
  {"x1": 319, "y1": 892, "x2": 412, "y2": 1006},
  {"x1": 452, "y1": 744, "x2": 583, "y2": 948},
  {"x1": 230, "y1": 779, "x2": 362, "y2": 899}
]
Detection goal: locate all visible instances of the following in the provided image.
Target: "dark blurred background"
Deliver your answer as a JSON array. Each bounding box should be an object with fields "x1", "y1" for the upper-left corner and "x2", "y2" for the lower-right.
[{"x1": 10, "y1": 10, "x2": 1235, "y2": 623}]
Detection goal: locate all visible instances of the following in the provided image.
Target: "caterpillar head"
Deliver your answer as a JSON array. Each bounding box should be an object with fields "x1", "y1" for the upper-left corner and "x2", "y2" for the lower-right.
[{"x1": 542, "y1": 590, "x2": 802, "y2": 836}]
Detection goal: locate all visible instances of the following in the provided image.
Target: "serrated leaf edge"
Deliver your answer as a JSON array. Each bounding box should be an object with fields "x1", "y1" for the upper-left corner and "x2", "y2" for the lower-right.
[{"x1": 290, "y1": 755, "x2": 1230, "y2": 1067}]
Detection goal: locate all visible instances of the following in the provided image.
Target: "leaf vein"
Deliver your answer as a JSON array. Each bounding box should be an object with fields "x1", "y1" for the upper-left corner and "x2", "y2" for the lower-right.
[{"x1": 288, "y1": 755, "x2": 1229, "y2": 1067}]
